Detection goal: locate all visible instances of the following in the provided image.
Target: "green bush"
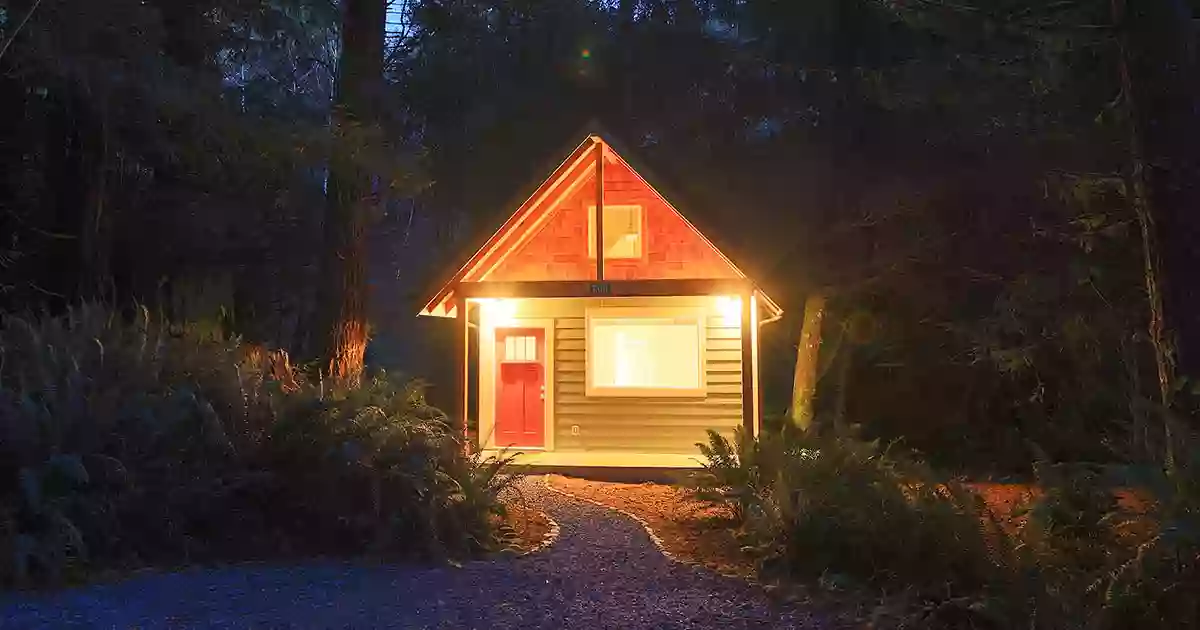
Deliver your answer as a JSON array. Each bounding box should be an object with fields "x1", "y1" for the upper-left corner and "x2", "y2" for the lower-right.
[
  {"x1": 1094, "y1": 452, "x2": 1200, "y2": 628},
  {"x1": 690, "y1": 427, "x2": 772, "y2": 522},
  {"x1": 259, "y1": 372, "x2": 519, "y2": 559},
  {"x1": 1021, "y1": 462, "x2": 1125, "y2": 582},
  {"x1": 693, "y1": 420, "x2": 1200, "y2": 629},
  {"x1": 0, "y1": 305, "x2": 513, "y2": 588},
  {"x1": 694, "y1": 425, "x2": 1003, "y2": 586},
  {"x1": 693, "y1": 424, "x2": 1036, "y2": 627}
]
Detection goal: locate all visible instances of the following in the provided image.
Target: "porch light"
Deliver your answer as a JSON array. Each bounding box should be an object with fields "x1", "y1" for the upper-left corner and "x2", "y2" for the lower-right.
[
  {"x1": 715, "y1": 295, "x2": 742, "y2": 327},
  {"x1": 474, "y1": 298, "x2": 517, "y2": 328}
]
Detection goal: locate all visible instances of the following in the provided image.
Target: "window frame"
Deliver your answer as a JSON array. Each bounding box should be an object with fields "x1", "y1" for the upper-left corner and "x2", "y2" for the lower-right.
[
  {"x1": 584, "y1": 306, "x2": 707, "y2": 398},
  {"x1": 587, "y1": 204, "x2": 644, "y2": 260},
  {"x1": 502, "y1": 334, "x2": 539, "y2": 363}
]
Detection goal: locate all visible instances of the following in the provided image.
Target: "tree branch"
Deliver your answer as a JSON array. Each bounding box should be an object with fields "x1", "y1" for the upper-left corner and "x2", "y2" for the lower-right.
[{"x1": 0, "y1": 0, "x2": 48, "y2": 62}]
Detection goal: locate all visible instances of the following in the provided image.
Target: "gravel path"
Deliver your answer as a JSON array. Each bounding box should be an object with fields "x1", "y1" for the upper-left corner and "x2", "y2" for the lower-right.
[{"x1": 0, "y1": 477, "x2": 826, "y2": 629}]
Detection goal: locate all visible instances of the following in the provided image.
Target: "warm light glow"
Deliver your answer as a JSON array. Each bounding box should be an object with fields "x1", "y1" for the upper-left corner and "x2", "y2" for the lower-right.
[
  {"x1": 475, "y1": 298, "x2": 517, "y2": 328},
  {"x1": 588, "y1": 205, "x2": 643, "y2": 259},
  {"x1": 715, "y1": 296, "x2": 742, "y2": 327},
  {"x1": 589, "y1": 318, "x2": 702, "y2": 393}
]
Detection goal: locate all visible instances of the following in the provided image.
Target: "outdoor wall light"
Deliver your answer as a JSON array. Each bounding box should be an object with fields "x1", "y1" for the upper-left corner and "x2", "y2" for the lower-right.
[{"x1": 715, "y1": 295, "x2": 742, "y2": 327}]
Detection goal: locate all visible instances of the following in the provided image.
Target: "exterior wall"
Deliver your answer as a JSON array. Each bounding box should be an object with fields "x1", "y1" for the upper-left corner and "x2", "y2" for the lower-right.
[
  {"x1": 481, "y1": 296, "x2": 743, "y2": 456},
  {"x1": 487, "y1": 158, "x2": 741, "y2": 282}
]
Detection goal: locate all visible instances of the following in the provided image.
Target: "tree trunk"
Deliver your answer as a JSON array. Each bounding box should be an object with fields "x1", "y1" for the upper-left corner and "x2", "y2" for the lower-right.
[
  {"x1": 832, "y1": 340, "x2": 853, "y2": 433},
  {"x1": 1124, "y1": 1, "x2": 1200, "y2": 377},
  {"x1": 42, "y1": 85, "x2": 108, "y2": 309},
  {"x1": 79, "y1": 100, "x2": 111, "y2": 302},
  {"x1": 42, "y1": 90, "x2": 82, "y2": 308},
  {"x1": 1111, "y1": 0, "x2": 1175, "y2": 406},
  {"x1": 1113, "y1": 0, "x2": 1200, "y2": 462},
  {"x1": 790, "y1": 294, "x2": 827, "y2": 430},
  {"x1": 319, "y1": 0, "x2": 386, "y2": 385}
]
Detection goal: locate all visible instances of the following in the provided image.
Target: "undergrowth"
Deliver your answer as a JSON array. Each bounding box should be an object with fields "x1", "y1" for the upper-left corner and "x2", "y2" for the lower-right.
[
  {"x1": 0, "y1": 304, "x2": 516, "y2": 588},
  {"x1": 691, "y1": 421, "x2": 1200, "y2": 629}
]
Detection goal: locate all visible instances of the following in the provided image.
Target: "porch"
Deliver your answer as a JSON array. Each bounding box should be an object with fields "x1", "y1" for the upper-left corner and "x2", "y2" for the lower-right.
[{"x1": 480, "y1": 449, "x2": 704, "y2": 469}]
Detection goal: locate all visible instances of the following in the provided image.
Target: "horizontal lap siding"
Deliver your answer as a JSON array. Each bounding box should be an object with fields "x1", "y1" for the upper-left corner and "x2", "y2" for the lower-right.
[{"x1": 549, "y1": 300, "x2": 743, "y2": 453}]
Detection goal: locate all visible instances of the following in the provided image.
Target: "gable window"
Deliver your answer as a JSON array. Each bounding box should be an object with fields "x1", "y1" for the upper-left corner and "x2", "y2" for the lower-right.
[
  {"x1": 586, "y1": 307, "x2": 705, "y2": 397},
  {"x1": 588, "y1": 205, "x2": 643, "y2": 259}
]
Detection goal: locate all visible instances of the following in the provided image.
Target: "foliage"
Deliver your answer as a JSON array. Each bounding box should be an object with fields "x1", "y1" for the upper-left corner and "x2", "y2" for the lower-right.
[
  {"x1": 693, "y1": 425, "x2": 1008, "y2": 594},
  {"x1": 260, "y1": 371, "x2": 519, "y2": 558},
  {"x1": 1096, "y1": 447, "x2": 1200, "y2": 628},
  {"x1": 0, "y1": 0, "x2": 418, "y2": 359},
  {"x1": 0, "y1": 305, "x2": 511, "y2": 588},
  {"x1": 690, "y1": 428, "x2": 769, "y2": 523},
  {"x1": 1023, "y1": 462, "x2": 1123, "y2": 568},
  {"x1": 6, "y1": 455, "x2": 91, "y2": 585},
  {"x1": 695, "y1": 419, "x2": 1200, "y2": 628}
]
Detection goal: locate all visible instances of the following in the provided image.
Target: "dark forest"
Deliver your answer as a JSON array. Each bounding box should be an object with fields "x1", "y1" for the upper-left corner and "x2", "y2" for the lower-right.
[{"x1": 1, "y1": 1, "x2": 1198, "y2": 627}]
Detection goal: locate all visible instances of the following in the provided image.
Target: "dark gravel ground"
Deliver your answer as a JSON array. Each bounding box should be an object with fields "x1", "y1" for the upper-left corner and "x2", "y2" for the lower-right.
[{"x1": 0, "y1": 477, "x2": 827, "y2": 629}]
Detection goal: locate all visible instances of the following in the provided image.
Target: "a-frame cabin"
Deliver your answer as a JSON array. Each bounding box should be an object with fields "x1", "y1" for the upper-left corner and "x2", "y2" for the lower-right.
[{"x1": 420, "y1": 131, "x2": 782, "y2": 468}]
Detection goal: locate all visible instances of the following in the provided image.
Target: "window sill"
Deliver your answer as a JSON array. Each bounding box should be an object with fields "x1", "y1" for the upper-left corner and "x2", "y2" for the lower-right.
[{"x1": 585, "y1": 387, "x2": 707, "y2": 398}]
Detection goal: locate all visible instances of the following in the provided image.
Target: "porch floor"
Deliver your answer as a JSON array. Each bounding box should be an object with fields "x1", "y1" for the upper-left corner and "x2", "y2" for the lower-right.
[{"x1": 480, "y1": 449, "x2": 704, "y2": 469}]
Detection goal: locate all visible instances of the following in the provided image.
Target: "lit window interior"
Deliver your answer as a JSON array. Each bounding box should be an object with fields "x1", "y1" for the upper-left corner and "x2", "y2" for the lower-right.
[
  {"x1": 588, "y1": 205, "x2": 643, "y2": 259},
  {"x1": 589, "y1": 317, "x2": 701, "y2": 392}
]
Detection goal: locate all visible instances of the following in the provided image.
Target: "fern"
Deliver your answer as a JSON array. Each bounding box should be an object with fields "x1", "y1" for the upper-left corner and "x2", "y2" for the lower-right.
[
  {"x1": 0, "y1": 304, "x2": 514, "y2": 587},
  {"x1": 689, "y1": 427, "x2": 762, "y2": 523}
]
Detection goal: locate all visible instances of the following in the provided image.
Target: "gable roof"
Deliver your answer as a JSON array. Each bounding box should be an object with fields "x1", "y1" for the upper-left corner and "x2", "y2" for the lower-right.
[{"x1": 418, "y1": 123, "x2": 782, "y2": 319}]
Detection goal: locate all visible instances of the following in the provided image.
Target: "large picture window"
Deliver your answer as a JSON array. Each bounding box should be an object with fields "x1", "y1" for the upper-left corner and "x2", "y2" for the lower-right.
[{"x1": 586, "y1": 307, "x2": 706, "y2": 397}]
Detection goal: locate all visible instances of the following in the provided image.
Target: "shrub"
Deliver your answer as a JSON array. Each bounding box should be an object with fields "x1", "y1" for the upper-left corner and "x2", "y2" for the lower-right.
[
  {"x1": 6, "y1": 455, "x2": 91, "y2": 585},
  {"x1": 259, "y1": 372, "x2": 520, "y2": 559},
  {"x1": 693, "y1": 425, "x2": 1005, "y2": 589},
  {"x1": 694, "y1": 418, "x2": 1200, "y2": 629},
  {"x1": 692, "y1": 423, "x2": 1039, "y2": 628},
  {"x1": 0, "y1": 305, "x2": 511, "y2": 588},
  {"x1": 691, "y1": 428, "x2": 764, "y2": 522},
  {"x1": 1017, "y1": 461, "x2": 1126, "y2": 602},
  {"x1": 690, "y1": 425, "x2": 819, "y2": 523},
  {"x1": 1097, "y1": 452, "x2": 1200, "y2": 628}
]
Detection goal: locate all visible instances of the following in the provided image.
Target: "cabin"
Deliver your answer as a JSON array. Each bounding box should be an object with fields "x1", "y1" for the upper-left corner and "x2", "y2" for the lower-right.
[{"x1": 419, "y1": 130, "x2": 782, "y2": 468}]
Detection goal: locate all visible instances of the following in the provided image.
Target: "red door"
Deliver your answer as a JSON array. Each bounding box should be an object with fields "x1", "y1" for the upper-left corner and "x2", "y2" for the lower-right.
[{"x1": 495, "y1": 328, "x2": 546, "y2": 448}]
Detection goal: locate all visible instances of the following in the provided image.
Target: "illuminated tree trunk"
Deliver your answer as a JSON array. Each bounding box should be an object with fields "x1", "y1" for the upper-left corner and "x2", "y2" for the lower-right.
[
  {"x1": 790, "y1": 294, "x2": 827, "y2": 430},
  {"x1": 320, "y1": 0, "x2": 385, "y2": 384}
]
